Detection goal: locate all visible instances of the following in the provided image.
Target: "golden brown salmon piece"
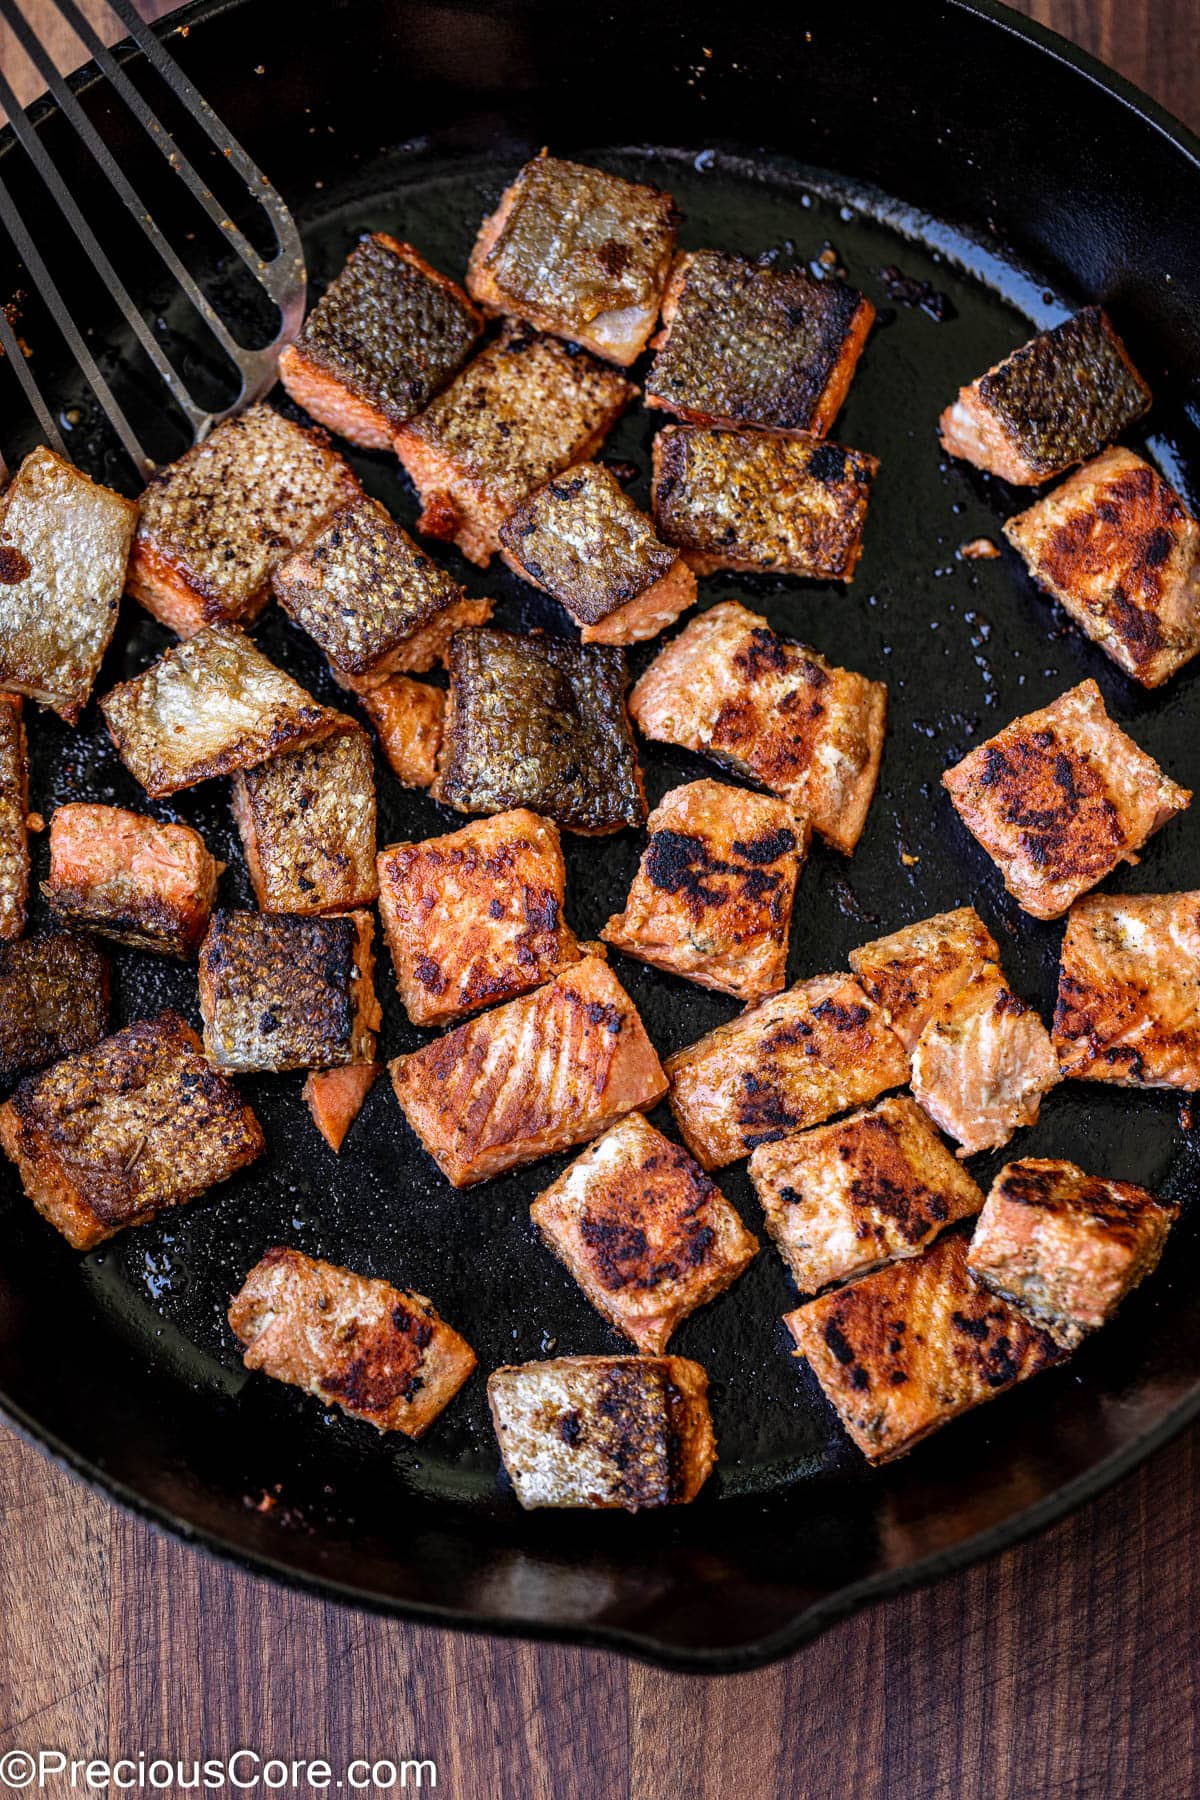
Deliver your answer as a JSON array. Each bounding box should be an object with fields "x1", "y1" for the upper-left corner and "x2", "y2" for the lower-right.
[
  {"x1": 377, "y1": 809, "x2": 580, "y2": 1028},
  {"x1": 910, "y1": 966, "x2": 1060, "y2": 1158},
  {"x1": 358, "y1": 676, "x2": 444, "y2": 788},
  {"x1": 44, "y1": 802, "x2": 221, "y2": 958},
  {"x1": 848, "y1": 906, "x2": 1001, "y2": 1051},
  {"x1": 466, "y1": 153, "x2": 677, "y2": 367},
  {"x1": 651, "y1": 427, "x2": 877, "y2": 579},
  {"x1": 0, "y1": 447, "x2": 137, "y2": 722},
  {"x1": 498, "y1": 462, "x2": 696, "y2": 645},
  {"x1": 645, "y1": 250, "x2": 875, "y2": 436},
  {"x1": 938, "y1": 307, "x2": 1151, "y2": 484},
  {"x1": 0, "y1": 1011, "x2": 263, "y2": 1251},
  {"x1": 230, "y1": 1246, "x2": 476, "y2": 1437},
  {"x1": 531, "y1": 1112, "x2": 757, "y2": 1353},
  {"x1": 941, "y1": 679, "x2": 1190, "y2": 919},
  {"x1": 601, "y1": 778, "x2": 806, "y2": 1002},
  {"x1": 390, "y1": 955, "x2": 667, "y2": 1188},
  {"x1": 303, "y1": 1063, "x2": 381, "y2": 1154},
  {"x1": 230, "y1": 721, "x2": 377, "y2": 915},
  {"x1": 0, "y1": 934, "x2": 110, "y2": 1080},
  {"x1": 277, "y1": 233, "x2": 483, "y2": 449},
  {"x1": 629, "y1": 601, "x2": 886, "y2": 854},
  {"x1": 665, "y1": 971, "x2": 908, "y2": 1171},
  {"x1": 784, "y1": 1230, "x2": 1066, "y2": 1463},
  {"x1": 487, "y1": 1353, "x2": 715, "y2": 1510},
  {"x1": 394, "y1": 326, "x2": 636, "y2": 566},
  {"x1": 1052, "y1": 890, "x2": 1200, "y2": 1089},
  {"x1": 0, "y1": 695, "x2": 29, "y2": 940},
  {"x1": 1003, "y1": 449, "x2": 1200, "y2": 687}
]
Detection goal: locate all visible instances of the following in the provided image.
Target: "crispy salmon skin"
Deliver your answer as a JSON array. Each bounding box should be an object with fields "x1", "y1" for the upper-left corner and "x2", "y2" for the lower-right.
[
  {"x1": 45, "y1": 803, "x2": 221, "y2": 958},
  {"x1": 0, "y1": 695, "x2": 29, "y2": 940},
  {"x1": 849, "y1": 906, "x2": 1001, "y2": 1051},
  {"x1": 0, "y1": 934, "x2": 111, "y2": 1080},
  {"x1": 231, "y1": 721, "x2": 378, "y2": 915},
  {"x1": 1052, "y1": 890, "x2": 1200, "y2": 1089}
]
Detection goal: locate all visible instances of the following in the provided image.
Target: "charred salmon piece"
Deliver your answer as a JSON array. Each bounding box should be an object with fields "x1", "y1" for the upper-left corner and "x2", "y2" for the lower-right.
[
  {"x1": 601, "y1": 778, "x2": 806, "y2": 1002},
  {"x1": 127, "y1": 404, "x2": 361, "y2": 635},
  {"x1": 303, "y1": 1063, "x2": 381, "y2": 1154},
  {"x1": 629, "y1": 600, "x2": 886, "y2": 855},
  {"x1": 277, "y1": 233, "x2": 483, "y2": 450},
  {"x1": 393, "y1": 325, "x2": 636, "y2": 567},
  {"x1": 941, "y1": 678, "x2": 1190, "y2": 919},
  {"x1": 0, "y1": 695, "x2": 29, "y2": 940},
  {"x1": 0, "y1": 447, "x2": 137, "y2": 723},
  {"x1": 651, "y1": 426, "x2": 878, "y2": 579},
  {"x1": 231, "y1": 720, "x2": 377, "y2": 916},
  {"x1": 531, "y1": 1112, "x2": 757, "y2": 1354},
  {"x1": 466, "y1": 153, "x2": 678, "y2": 367},
  {"x1": 487, "y1": 1353, "x2": 715, "y2": 1510},
  {"x1": 198, "y1": 908, "x2": 380, "y2": 1074},
  {"x1": 358, "y1": 676, "x2": 444, "y2": 789},
  {"x1": 0, "y1": 1011, "x2": 263, "y2": 1251},
  {"x1": 0, "y1": 934, "x2": 111, "y2": 1080},
  {"x1": 434, "y1": 627, "x2": 646, "y2": 835},
  {"x1": 848, "y1": 906, "x2": 1002, "y2": 1052},
  {"x1": 645, "y1": 250, "x2": 875, "y2": 437},
  {"x1": 910, "y1": 966, "x2": 1060, "y2": 1158},
  {"x1": 751, "y1": 1094, "x2": 983, "y2": 1297},
  {"x1": 390, "y1": 954, "x2": 667, "y2": 1188},
  {"x1": 45, "y1": 802, "x2": 221, "y2": 958},
  {"x1": 1052, "y1": 889, "x2": 1200, "y2": 1089},
  {"x1": 938, "y1": 306, "x2": 1152, "y2": 484},
  {"x1": 101, "y1": 625, "x2": 342, "y2": 798},
  {"x1": 1003, "y1": 448, "x2": 1200, "y2": 688},
  {"x1": 377, "y1": 808, "x2": 580, "y2": 1028},
  {"x1": 665, "y1": 970, "x2": 909, "y2": 1172},
  {"x1": 498, "y1": 462, "x2": 696, "y2": 646},
  {"x1": 229, "y1": 1246, "x2": 476, "y2": 1438},
  {"x1": 785, "y1": 1229, "x2": 1066, "y2": 1463}
]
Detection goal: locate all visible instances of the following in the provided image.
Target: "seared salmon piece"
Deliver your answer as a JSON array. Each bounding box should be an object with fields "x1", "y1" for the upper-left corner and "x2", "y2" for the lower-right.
[
  {"x1": 230, "y1": 1246, "x2": 476, "y2": 1437},
  {"x1": 390, "y1": 955, "x2": 667, "y2": 1188},
  {"x1": 0, "y1": 934, "x2": 110, "y2": 1080},
  {"x1": 0, "y1": 447, "x2": 137, "y2": 722},
  {"x1": 0, "y1": 1011, "x2": 263, "y2": 1251},
  {"x1": 651, "y1": 427, "x2": 877, "y2": 579},
  {"x1": 1052, "y1": 890, "x2": 1200, "y2": 1089},
  {"x1": 303, "y1": 1063, "x2": 381, "y2": 1154},
  {"x1": 231, "y1": 720, "x2": 377, "y2": 915},
  {"x1": 784, "y1": 1230, "x2": 1066, "y2": 1463},
  {"x1": 487, "y1": 1353, "x2": 715, "y2": 1510},
  {"x1": 466, "y1": 153, "x2": 677, "y2": 367},
  {"x1": 665, "y1": 971, "x2": 909, "y2": 1171},
  {"x1": 377, "y1": 809, "x2": 580, "y2": 1028},
  {"x1": 394, "y1": 325, "x2": 636, "y2": 566},
  {"x1": 938, "y1": 306, "x2": 1151, "y2": 484},
  {"x1": 498, "y1": 462, "x2": 696, "y2": 646},
  {"x1": 1003, "y1": 448, "x2": 1200, "y2": 688},
  {"x1": 45, "y1": 802, "x2": 222, "y2": 958},
  {"x1": 942, "y1": 679, "x2": 1190, "y2": 919},
  {"x1": 277, "y1": 233, "x2": 482, "y2": 449},
  {"x1": 358, "y1": 676, "x2": 444, "y2": 789},
  {"x1": 910, "y1": 967, "x2": 1060, "y2": 1158},
  {"x1": 645, "y1": 250, "x2": 875, "y2": 437},
  {"x1": 601, "y1": 778, "x2": 806, "y2": 1002},
  {"x1": 127, "y1": 405, "x2": 361, "y2": 634},
  {"x1": 0, "y1": 695, "x2": 29, "y2": 940},
  {"x1": 750, "y1": 1094, "x2": 984, "y2": 1296},
  {"x1": 849, "y1": 906, "x2": 1002, "y2": 1051},
  {"x1": 629, "y1": 601, "x2": 886, "y2": 854}
]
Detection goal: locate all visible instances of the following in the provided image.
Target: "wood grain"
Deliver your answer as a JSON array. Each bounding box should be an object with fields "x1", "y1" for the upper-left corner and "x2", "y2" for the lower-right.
[{"x1": 1, "y1": 4, "x2": 1198, "y2": 1796}]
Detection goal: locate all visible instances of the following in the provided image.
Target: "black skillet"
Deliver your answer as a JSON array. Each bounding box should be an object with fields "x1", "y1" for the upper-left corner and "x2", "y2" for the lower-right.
[{"x1": 0, "y1": 0, "x2": 1198, "y2": 1673}]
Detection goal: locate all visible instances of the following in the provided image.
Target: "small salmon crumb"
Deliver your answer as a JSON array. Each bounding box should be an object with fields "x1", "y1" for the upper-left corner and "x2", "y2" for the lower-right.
[{"x1": 958, "y1": 537, "x2": 1001, "y2": 560}]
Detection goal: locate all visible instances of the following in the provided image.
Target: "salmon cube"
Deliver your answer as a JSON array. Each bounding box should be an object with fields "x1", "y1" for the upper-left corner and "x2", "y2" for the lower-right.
[
  {"x1": 303, "y1": 1063, "x2": 381, "y2": 1154},
  {"x1": 358, "y1": 676, "x2": 444, "y2": 789},
  {"x1": 0, "y1": 934, "x2": 111, "y2": 1080},
  {"x1": 45, "y1": 802, "x2": 222, "y2": 958},
  {"x1": 230, "y1": 720, "x2": 377, "y2": 915},
  {"x1": 1052, "y1": 890, "x2": 1200, "y2": 1089},
  {"x1": 0, "y1": 695, "x2": 29, "y2": 940},
  {"x1": 199, "y1": 909, "x2": 380, "y2": 1073},
  {"x1": 849, "y1": 906, "x2": 1001, "y2": 1051},
  {"x1": 910, "y1": 967, "x2": 1060, "y2": 1157}
]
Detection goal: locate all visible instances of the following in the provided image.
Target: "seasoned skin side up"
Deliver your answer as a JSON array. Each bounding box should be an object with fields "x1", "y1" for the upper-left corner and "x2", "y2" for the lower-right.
[
  {"x1": 531, "y1": 1113, "x2": 758, "y2": 1353},
  {"x1": 303, "y1": 1063, "x2": 381, "y2": 1154},
  {"x1": 0, "y1": 695, "x2": 29, "y2": 940},
  {"x1": 967, "y1": 1159, "x2": 1178, "y2": 1350},
  {"x1": 1052, "y1": 890, "x2": 1200, "y2": 1089},
  {"x1": 938, "y1": 306, "x2": 1151, "y2": 484},
  {"x1": 127, "y1": 404, "x2": 361, "y2": 635},
  {"x1": 0, "y1": 447, "x2": 137, "y2": 722},
  {"x1": 229, "y1": 1247, "x2": 476, "y2": 1438},
  {"x1": 665, "y1": 971, "x2": 909, "y2": 1171},
  {"x1": 785, "y1": 1230, "x2": 1067, "y2": 1464},
  {"x1": 645, "y1": 250, "x2": 875, "y2": 437},
  {"x1": 941, "y1": 679, "x2": 1190, "y2": 919},
  {"x1": 394, "y1": 326, "x2": 636, "y2": 567},
  {"x1": 277, "y1": 233, "x2": 482, "y2": 449},
  {"x1": 358, "y1": 677, "x2": 444, "y2": 789},
  {"x1": 466, "y1": 154, "x2": 678, "y2": 366},
  {"x1": 487, "y1": 1354, "x2": 715, "y2": 1510},
  {"x1": 231, "y1": 722, "x2": 378, "y2": 915},
  {"x1": 849, "y1": 906, "x2": 1002, "y2": 1052},
  {"x1": 377, "y1": 809, "x2": 580, "y2": 1028},
  {"x1": 629, "y1": 601, "x2": 885, "y2": 854},
  {"x1": 389, "y1": 955, "x2": 667, "y2": 1188},
  {"x1": 601, "y1": 778, "x2": 807, "y2": 1002},
  {"x1": 0, "y1": 1011, "x2": 264, "y2": 1251},
  {"x1": 910, "y1": 967, "x2": 1061, "y2": 1158},
  {"x1": 1003, "y1": 448, "x2": 1200, "y2": 688},
  {"x1": 651, "y1": 427, "x2": 878, "y2": 579},
  {"x1": 0, "y1": 934, "x2": 111, "y2": 1080},
  {"x1": 750, "y1": 1095, "x2": 985, "y2": 1297},
  {"x1": 45, "y1": 803, "x2": 221, "y2": 959}
]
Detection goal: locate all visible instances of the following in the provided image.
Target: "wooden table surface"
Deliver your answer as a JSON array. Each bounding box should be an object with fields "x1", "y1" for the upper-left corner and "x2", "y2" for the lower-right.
[{"x1": 1, "y1": 3, "x2": 1198, "y2": 1795}]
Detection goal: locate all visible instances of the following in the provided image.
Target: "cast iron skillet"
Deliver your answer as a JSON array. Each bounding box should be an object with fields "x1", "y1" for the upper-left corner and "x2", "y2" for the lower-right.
[{"x1": 0, "y1": 0, "x2": 1198, "y2": 1673}]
